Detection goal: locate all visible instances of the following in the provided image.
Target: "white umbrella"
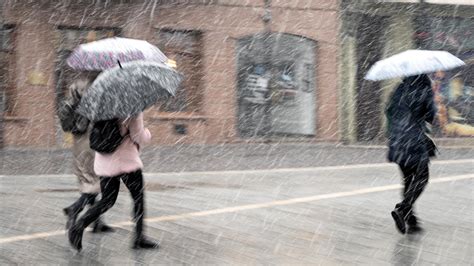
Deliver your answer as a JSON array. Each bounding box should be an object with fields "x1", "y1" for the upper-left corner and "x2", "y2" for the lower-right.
[
  {"x1": 67, "y1": 37, "x2": 169, "y2": 71},
  {"x1": 365, "y1": 50, "x2": 465, "y2": 81}
]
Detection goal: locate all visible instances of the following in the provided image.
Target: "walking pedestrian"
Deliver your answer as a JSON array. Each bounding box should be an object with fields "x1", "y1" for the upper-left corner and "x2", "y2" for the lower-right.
[
  {"x1": 58, "y1": 73, "x2": 113, "y2": 233},
  {"x1": 385, "y1": 74, "x2": 437, "y2": 234},
  {"x1": 68, "y1": 112, "x2": 158, "y2": 251}
]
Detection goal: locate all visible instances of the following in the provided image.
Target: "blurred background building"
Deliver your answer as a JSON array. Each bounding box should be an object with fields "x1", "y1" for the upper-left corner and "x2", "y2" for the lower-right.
[
  {"x1": 340, "y1": 0, "x2": 474, "y2": 142},
  {"x1": 0, "y1": 0, "x2": 472, "y2": 148}
]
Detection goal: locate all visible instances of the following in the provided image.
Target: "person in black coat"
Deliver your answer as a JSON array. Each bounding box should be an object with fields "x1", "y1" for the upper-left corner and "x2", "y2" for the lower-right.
[{"x1": 385, "y1": 74, "x2": 437, "y2": 234}]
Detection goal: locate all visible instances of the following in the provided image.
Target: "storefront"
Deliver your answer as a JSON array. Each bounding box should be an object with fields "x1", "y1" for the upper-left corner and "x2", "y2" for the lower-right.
[
  {"x1": 236, "y1": 33, "x2": 316, "y2": 138},
  {"x1": 340, "y1": 1, "x2": 474, "y2": 142},
  {"x1": 427, "y1": 17, "x2": 474, "y2": 137}
]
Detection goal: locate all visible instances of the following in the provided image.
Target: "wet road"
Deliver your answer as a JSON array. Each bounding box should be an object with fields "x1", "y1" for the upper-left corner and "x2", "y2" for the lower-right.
[{"x1": 1, "y1": 159, "x2": 473, "y2": 265}]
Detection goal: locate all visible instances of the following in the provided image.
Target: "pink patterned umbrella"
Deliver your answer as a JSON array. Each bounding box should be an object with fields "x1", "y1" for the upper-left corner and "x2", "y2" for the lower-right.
[{"x1": 67, "y1": 37, "x2": 168, "y2": 71}]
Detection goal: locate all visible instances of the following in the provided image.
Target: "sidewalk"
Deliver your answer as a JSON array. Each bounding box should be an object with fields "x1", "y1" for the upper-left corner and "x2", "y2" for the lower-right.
[{"x1": 1, "y1": 143, "x2": 473, "y2": 175}]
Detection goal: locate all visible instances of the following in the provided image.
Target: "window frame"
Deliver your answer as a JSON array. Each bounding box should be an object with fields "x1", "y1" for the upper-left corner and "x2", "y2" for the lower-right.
[
  {"x1": 155, "y1": 28, "x2": 204, "y2": 114},
  {"x1": 54, "y1": 26, "x2": 121, "y2": 105},
  {"x1": 1, "y1": 24, "x2": 16, "y2": 116}
]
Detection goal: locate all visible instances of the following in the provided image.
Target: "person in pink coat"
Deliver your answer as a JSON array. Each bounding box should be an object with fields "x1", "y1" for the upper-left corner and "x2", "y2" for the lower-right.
[{"x1": 68, "y1": 113, "x2": 158, "y2": 251}]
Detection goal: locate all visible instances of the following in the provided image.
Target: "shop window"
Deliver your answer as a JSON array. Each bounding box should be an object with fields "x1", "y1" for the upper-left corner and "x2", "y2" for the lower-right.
[
  {"x1": 0, "y1": 25, "x2": 15, "y2": 116},
  {"x1": 236, "y1": 33, "x2": 316, "y2": 137},
  {"x1": 427, "y1": 18, "x2": 474, "y2": 137},
  {"x1": 429, "y1": 17, "x2": 474, "y2": 52},
  {"x1": 155, "y1": 29, "x2": 203, "y2": 113},
  {"x1": 302, "y1": 63, "x2": 313, "y2": 93},
  {"x1": 0, "y1": 26, "x2": 14, "y2": 51},
  {"x1": 55, "y1": 27, "x2": 121, "y2": 104}
]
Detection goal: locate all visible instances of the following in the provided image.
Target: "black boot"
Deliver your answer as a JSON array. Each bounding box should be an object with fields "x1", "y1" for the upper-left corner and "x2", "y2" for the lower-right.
[
  {"x1": 132, "y1": 236, "x2": 159, "y2": 249},
  {"x1": 68, "y1": 221, "x2": 85, "y2": 251},
  {"x1": 391, "y1": 207, "x2": 407, "y2": 234},
  {"x1": 64, "y1": 193, "x2": 96, "y2": 230},
  {"x1": 63, "y1": 207, "x2": 77, "y2": 231},
  {"x1": 406, "y1": 214, "x2": 423, "y2": 234},
  {"x1": 92, "y1": 219, "x2": 115, "y2": 233},
  {"x1": 132, "y1": 214, "x2": 157, "y2": 249}
]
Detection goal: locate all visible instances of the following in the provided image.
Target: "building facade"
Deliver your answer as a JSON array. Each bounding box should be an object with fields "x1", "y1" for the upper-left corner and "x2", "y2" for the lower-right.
[
  {"x1": 0, "y1": 0, "x2": 340, "y2": 148},
  {"x1": 3, "y1": 0, "x2": 470, "y2": 148}
]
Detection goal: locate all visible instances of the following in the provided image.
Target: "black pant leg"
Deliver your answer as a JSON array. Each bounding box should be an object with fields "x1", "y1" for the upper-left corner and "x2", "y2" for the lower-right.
[
  {"x1": 400, "y1": 166, "x2": 413, "y2": 197},
  {"x1": 399, "y1": 162, "x2": 429, "y2": 215},
  {"x1": 77, "y1": 176, "x2": 121, "y2": 228},
  {"x1": 67, "y1": 194, "x2": 88, "y2": 215},
  {"x1": 87, "y1": 194, "x2": 97, "y2": 206},
  {"x1": 398, "y1": 164, "x2": 411, "y2": 195},
  {"x1": 410, "y1": 162, "x2": 429, "y2": 204},
  {"x1": 121, "y1": 170, "x2": 145, "y2": 238},
  {"x1": 68, "y1": 193, "x2": 98, "y2": 215}
]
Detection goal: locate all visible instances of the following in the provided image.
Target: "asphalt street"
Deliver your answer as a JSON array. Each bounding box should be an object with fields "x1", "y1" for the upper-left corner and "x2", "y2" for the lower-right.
[{"x1": 0, "y1": 155, "x2": 472, "y2": 265}]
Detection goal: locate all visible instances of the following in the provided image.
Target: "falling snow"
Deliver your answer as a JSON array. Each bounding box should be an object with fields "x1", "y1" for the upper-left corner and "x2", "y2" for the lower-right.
[{"x1": 0, "y1": 0, "x2": 473, "y2": 265}]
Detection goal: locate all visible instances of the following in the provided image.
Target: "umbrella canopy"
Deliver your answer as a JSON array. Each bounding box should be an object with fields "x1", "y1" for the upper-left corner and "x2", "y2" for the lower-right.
[
  {"x1": 67, "y1": 37, "x2": 168, "y2": 71},
  {"x1": 76, "y1": 61, "x2": 183, "y2": 121},
  {"x1": 365, "y1": 50, "x2": 465, "y2": 81}
]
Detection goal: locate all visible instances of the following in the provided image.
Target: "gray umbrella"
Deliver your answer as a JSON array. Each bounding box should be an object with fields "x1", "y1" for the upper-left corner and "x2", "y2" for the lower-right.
[{"x1": 76, "y1": 61, "x2": 183, "y2": 121}]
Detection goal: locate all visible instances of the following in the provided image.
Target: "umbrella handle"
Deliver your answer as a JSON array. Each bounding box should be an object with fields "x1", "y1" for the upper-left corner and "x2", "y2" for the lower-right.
[{"x1": 117, "y1": 60, "x2": 123, "y2": 69}]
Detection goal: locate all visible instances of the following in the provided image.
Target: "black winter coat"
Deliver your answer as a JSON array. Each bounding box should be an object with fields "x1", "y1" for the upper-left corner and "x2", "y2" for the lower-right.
[{"x1": 386, "y1": 74, "x2": 437, "y2": 168}]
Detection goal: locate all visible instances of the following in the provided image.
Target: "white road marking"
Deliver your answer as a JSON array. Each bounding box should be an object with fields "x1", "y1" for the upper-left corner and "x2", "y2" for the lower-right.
[{"x1": 0, "y1": 173, "x2": 472, "y2": 244}]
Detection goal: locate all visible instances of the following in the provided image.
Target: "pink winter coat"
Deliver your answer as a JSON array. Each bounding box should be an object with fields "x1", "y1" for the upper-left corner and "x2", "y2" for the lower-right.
[{"x1": 94, "y1": 113, "x2": 151, "y2": 177}]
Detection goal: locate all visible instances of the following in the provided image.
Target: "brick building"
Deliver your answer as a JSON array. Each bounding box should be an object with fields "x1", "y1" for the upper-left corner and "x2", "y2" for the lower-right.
[{"x1": 0, "y1": 0, "x2": 340, "y2": 148}]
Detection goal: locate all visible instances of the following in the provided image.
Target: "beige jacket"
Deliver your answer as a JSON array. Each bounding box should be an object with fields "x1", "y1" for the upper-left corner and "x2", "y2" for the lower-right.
[{"x1": 59, "y1": 78, "x2": 100, "y2": 194}]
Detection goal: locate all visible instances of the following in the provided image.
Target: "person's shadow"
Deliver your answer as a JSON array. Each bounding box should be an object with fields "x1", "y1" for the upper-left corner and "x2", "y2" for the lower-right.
[{"x1": 391, "y1": 233, "x2": 425, "y2": 265}]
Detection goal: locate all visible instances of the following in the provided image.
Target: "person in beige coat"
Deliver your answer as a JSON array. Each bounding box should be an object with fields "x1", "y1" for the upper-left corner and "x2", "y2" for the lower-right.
[{"x1": 58, "y1": 72, "x2": 113, "y2": 233}]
